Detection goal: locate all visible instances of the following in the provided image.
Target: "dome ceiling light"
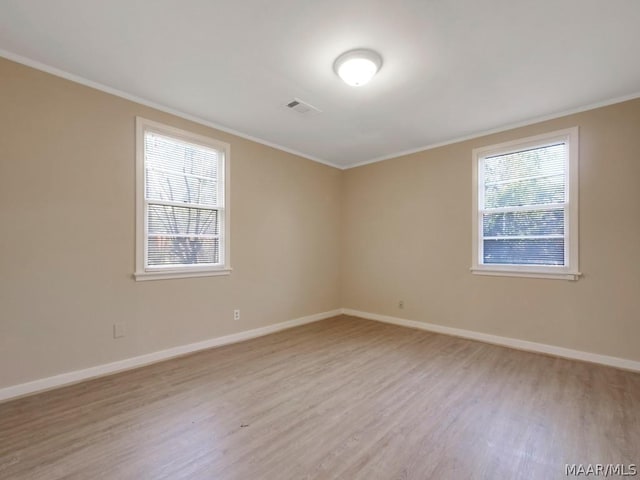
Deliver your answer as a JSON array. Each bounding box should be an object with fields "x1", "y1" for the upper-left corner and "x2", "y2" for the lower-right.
[{"x1": 333, "y1": 49, "x2": 383, "y2": 87}]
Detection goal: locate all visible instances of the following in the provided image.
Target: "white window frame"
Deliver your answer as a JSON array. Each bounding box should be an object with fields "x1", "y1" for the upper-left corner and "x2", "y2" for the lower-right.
[
  {"x1": 471, "y1": 127, "x2": 580, "y2": 280},
  {"x1": 134, "y1": 117, "x2": 231, "y2": 281}
]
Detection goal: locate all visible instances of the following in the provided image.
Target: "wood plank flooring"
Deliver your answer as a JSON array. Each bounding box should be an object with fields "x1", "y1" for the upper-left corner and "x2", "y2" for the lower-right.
[{"x1": 0, "y1": 315, "x2": 638, "y2": 479}]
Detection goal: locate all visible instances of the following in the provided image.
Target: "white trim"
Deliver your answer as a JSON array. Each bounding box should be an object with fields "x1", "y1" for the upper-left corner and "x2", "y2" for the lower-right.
[
  {"x1": 479, "y1": 203, "x2": 565, "y2": 214},
  {"x1": 0, "y1": 48, "x2": 341, "y2": 170},
  {"x1": 346, "y1": 91, "x2": 640, "y2": 169},
  {"x1": 3, "y1": 307, "x2": 638, "y2": 402},
  {"x1": 135, "y1": 117, "x2": 232, "y2": 280},
  {"x1": 342, "y1": 309, "x2": 640, "y2": 372},
  {"x1": 2, "y1": 48, "x2": 640, "y2": 171},
  {"x1": 0, "y1": 309, "x2": 343, "y2": 403},
  {"x1": 470, "y1": 268, "x2": 581, "y2": 281},
  {"x1": 133, "y1": 268, "x2": 232, "y2": 281},
  {"x1": 471, "y1": 127, "x2": 580, "y2": 280}
]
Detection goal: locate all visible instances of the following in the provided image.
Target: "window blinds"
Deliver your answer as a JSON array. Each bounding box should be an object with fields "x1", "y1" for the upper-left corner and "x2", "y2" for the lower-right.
[
  {"x1": 144, "y1": 131, "x2": 222, "y2": 267},
  {"x1": 480, "y1": 142, "x2": 567, "y2": 266}
]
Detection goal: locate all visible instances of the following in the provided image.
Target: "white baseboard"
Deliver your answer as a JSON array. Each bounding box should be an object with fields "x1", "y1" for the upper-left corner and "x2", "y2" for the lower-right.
[
  {"x1": 342, "y1": 308, "x2": 640, "y2": 372},
  {"x1": 3, "y1": 307, "x2": 638, "y2": 403},
  {"x1": 0, "y1": 309, "x2": 342, "y2": 403}
]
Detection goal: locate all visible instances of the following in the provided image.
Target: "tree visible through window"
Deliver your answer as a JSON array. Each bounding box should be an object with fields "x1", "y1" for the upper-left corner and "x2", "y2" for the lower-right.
[
  {"x1": 481, "y1": 143, "x2": 566, "y2": 265},
  {"x1": 135, "y1": 118, "x2": 230, "y2": 280},
  {"x1": 145, "y1": 132, "x2": 220, "y2": 266},
  {"x1": 472, "y1": 128, "x2": 579, "y2": 280}
]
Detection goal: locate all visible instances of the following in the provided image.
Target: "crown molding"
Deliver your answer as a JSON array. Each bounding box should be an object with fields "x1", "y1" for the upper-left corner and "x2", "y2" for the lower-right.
[
  {"x1": 0, "y1": 49, "x2": 342, "y2": 170},
  {"x1": 2, "y1": 48, "x2": 639, "y2": 171},
  {"x1": 347, "y1": 91, "x2": 640, "y2": 169}
]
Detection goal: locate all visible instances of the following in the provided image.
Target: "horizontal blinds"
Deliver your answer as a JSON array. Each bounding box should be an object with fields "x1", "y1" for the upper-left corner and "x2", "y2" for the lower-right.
[
  {"x1": 144, "y1": 131, "x2": 222, "y2": 267},
  {"x1": 481, "y1": 142, "x2": 567, "y2": 266},
  {"x1": 148, "y1": 237, "x2": 220, "y2": 266},
  {"x1": 145, "y1": 133, "x2": 218, "y2": 179},
  {"x1": 148, "y1": 205, "x2": 219, "y2": 236},
  {"x1": 483, "y1": 238, "x2": 564, "y2": 265}
]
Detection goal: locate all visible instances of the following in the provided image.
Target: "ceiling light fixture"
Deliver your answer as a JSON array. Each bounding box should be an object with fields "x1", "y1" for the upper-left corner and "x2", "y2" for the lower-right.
[{"x1": 334, "y1": 49, "x2": 382, "y2": 87}]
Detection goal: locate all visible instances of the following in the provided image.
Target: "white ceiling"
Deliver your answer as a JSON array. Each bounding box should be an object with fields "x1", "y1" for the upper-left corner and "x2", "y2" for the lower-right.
[{"x1": 1, "y1": 0, "x2": 639, "y2": 168}]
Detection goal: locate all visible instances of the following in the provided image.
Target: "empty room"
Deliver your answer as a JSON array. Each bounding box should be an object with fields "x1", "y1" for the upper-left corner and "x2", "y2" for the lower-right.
[{"x1": 1, "y1": 1, "x2": 639, "y2": 479}]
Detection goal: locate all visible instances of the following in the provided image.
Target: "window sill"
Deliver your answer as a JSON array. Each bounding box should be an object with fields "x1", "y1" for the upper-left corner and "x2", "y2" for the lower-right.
[
  {"x1": 134, "y1": 267, "x2": 232, "y2": 281},
  {"x1": 470, "y1": 268, "x2": 581, "y2": 281}
]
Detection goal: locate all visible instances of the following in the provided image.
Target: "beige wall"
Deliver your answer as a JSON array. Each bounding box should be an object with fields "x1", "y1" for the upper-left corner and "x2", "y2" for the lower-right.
[
  {"x1": 2, "y1": 56, "x2": 639, "y2": 391},
  {"x1": 342, "y1": 99, "x2": 640, "y2": 362},
  {"x1": 0, "y1": 58, "x2": 342, "y2": 389}
]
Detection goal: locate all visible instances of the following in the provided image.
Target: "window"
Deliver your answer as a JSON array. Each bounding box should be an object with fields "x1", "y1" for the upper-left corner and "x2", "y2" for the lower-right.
[
  {"x1": 471, "y1": 127, "x2": 579, "y2": 280},
  {"x1": 135, "y1": 118, "x2": 230, "y2": 280}
]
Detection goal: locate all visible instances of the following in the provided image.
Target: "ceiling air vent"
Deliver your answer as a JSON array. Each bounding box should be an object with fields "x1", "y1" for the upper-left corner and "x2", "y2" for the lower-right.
[{"x1": 284, "y1": 98, "x2": 321, "y2": 116}]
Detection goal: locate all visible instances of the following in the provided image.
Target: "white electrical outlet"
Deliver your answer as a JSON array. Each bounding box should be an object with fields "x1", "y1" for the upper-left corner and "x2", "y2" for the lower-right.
[
  {"x1": 234, "y1": 309, "x2": 240, "y2": 321},
  {"x1": 113, "y1": 322, "x2": 126, "y2": 339}
]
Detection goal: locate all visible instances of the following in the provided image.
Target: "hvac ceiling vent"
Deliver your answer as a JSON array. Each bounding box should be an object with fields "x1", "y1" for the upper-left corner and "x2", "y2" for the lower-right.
[{"x1": 284, "y1": 98, "x2": 321, "y2": 116}]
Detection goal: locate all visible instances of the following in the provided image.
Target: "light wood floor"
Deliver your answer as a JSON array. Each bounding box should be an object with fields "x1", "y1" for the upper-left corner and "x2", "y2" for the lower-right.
[{"x1": 1, "y1": 316, "x2": 638, "y2": 480}]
